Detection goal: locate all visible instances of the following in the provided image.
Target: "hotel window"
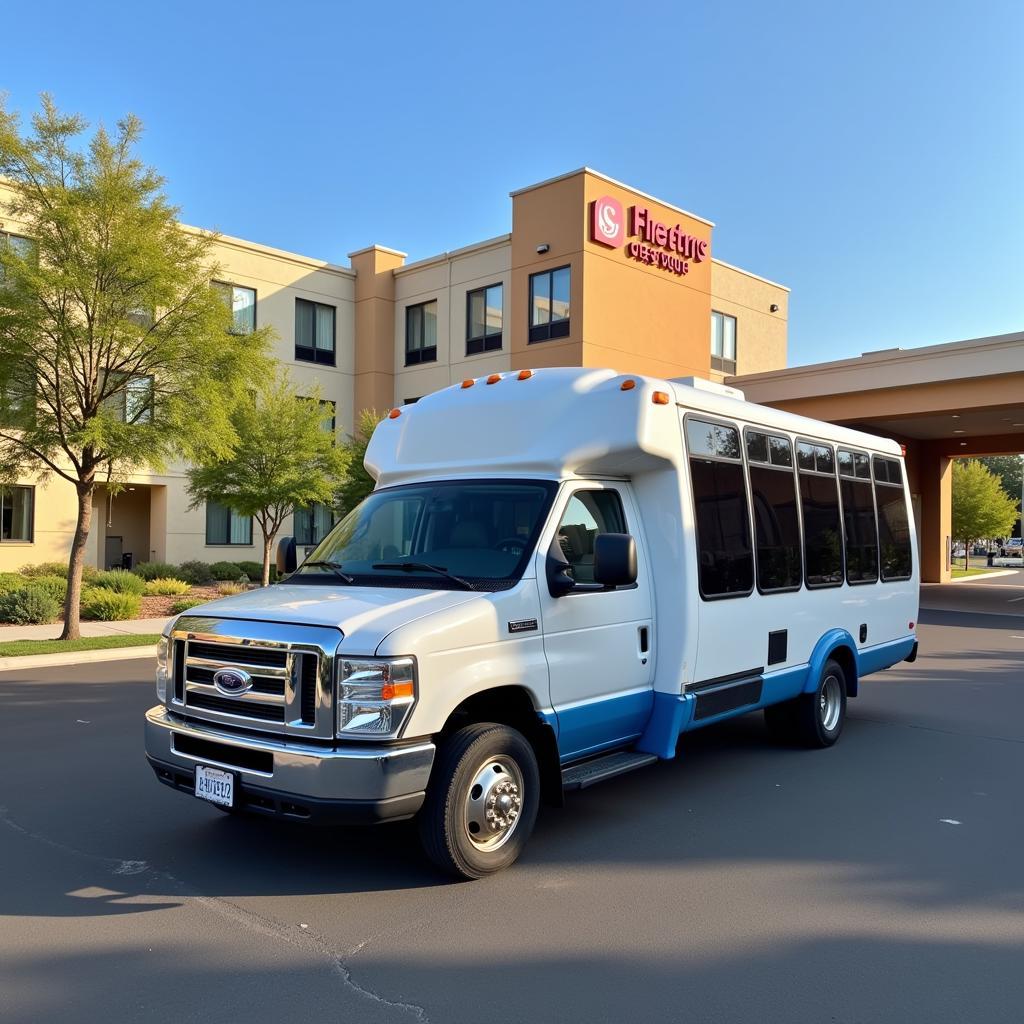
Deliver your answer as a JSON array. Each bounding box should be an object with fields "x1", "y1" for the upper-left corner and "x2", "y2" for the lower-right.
[
  {"x1": 466, "y1": 284, "x2": 503, "y2": 354},
  {"x1": 406, "y1": 300, "x2": 438, "y2": 365},
  {"x1": 205, "y1": 502, "x2": 253, "y2": 545},
  {"x1": 711, "y1": 311, "x2": 737, "y2": 374},
  {"x1": 294, "y1": 502, "x2": 336, "y2": 546},
  {"x1": 212, "y1": 282, "x2": 256, "y2": 335},
  {"x1": 0, "y1": 485, "x2": 34, "y2": 542},
  {"x1": 295, "y1": 298, "x2": 336, "y2": 365},
  {"x1": 529, "y1": 266, "x2": 570, "y2": 343},
  {"x1": 0, "y1": 232, "x2": 35, "y2": 285}
]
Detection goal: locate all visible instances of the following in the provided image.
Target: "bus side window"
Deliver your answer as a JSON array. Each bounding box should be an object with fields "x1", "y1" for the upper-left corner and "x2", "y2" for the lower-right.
[
  {"x1": 839, "y1": 449, "x2": 879, "y2": 584},
  {"x1": 746, "y1": 430, "x2": 801, "y2": 592},
  {"x1": 798, "y1": 441, "x2": 844, "y2": 588},
  {"x1": 873, "y1": 456, "x2": 913, "y2": 581},
  {"x1": 686, "y1": 418, "x2": 754, "y2": 599}
]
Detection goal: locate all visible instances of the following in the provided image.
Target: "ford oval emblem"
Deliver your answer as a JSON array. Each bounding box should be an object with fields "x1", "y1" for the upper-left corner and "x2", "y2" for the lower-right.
[{"x1": 213, "y1": 668, "x2": 252, "y2": 696}]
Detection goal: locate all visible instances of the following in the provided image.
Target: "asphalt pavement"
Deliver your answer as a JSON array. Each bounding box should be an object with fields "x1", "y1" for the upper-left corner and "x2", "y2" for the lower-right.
[{"x1": 2, "y1": 586, "x2": 1023, "y2": 1023}]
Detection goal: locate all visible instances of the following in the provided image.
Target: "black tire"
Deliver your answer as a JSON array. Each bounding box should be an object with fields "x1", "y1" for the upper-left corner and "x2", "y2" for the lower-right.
[
  {"x1": 418, "y1": 723, "x2": 540, "y2": 880},
  {"x1": 793, "y1": 658, "x2": 847, "y2": 748}
]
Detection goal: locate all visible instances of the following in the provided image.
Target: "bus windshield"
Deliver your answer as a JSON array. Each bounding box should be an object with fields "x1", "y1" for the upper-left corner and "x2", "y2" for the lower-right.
[{"x1": 294, "y1": 480, "x2": 556, "y2": 588}]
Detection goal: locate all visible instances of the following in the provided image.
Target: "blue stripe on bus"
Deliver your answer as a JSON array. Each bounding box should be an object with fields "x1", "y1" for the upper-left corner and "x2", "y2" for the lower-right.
[{"x1": 554, "y1": 688, "x2": 654, "y2": 763}]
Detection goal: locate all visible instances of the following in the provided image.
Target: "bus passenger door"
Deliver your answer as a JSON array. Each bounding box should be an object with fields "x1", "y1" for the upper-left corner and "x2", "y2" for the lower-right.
[{"x1": 536, "y1": 483, "x2": 654, "y2": 761}]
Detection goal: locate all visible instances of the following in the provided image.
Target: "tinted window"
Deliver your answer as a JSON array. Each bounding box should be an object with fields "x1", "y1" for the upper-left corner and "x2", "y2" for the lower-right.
[
  {"x1": 798, "y1": 446, "x2": 843, "y2": 587},
  {"x1": 874, "y1": 457, "x2": 913, "y2": 580},
  {"x1": 687, "y1": 420, "x2": 753, "y2": 598},
  {"x1": 556, "y1": 491, "x2": 627, "y2": 586},
  {"x1": 841, "y1": 478, "x2": 879, "y2": 583},
  {"x1": 749, "y1": 458, "x2": 802, "y2": 591}
]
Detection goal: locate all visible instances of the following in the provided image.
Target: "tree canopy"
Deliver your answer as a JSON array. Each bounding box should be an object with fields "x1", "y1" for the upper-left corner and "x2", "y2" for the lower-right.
[
  {"x1": 0, "y1": 96, "x2": 270, "y2": 636},
  {"x1": 187, "y1": 373, "x2": 350, "y2": 584},
  {"x1": 952, "y1": 460, "x2": 1019, "y2": 564},
  {"x1": 978, "y1": 456, "x2": 1023, "y2": 513},
  {"x1": 335, "y1": 408, "x2": 386, "y2": 517}
]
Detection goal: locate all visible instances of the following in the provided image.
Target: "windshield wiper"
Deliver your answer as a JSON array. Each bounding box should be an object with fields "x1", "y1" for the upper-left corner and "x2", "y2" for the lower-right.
[
  {"x1": 371, "y1": 561, "x2": 477, "y2": 591},
  {"x1": 300, "y1": 560, "x2": 356, "y2": 584}
]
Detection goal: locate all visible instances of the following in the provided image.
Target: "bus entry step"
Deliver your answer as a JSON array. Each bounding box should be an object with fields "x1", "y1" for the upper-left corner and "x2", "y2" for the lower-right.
[{"x1": 561, "y1": 751, "x2": 658, "y2": 790}]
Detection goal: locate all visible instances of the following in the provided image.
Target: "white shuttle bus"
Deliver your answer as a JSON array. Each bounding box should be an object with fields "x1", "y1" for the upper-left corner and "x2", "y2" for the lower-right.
[{"x1": 145, "y1": 368, "x2": 919, "y2": 878}]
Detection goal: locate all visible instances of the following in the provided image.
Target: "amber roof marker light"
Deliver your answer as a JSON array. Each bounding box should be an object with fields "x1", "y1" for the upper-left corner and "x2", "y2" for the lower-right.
[
  {"x1": 486, "y1": 374, "x2": 502, "y2": 385},
  {"x1": 388, "y1": 407, "x2": 402, "y2": 419},
  {"x1": 461, "y1": 379, "x2": 474, "y2": 389},
  {"x1": 620, "y1": 379, "x2": 636, "y2": 391},
  {"x1": 652, "y1": 391, "x2": 670, "y2": 405},
  {"x1": 517, "y1": 369, "x2": 533, "y2": 381}
]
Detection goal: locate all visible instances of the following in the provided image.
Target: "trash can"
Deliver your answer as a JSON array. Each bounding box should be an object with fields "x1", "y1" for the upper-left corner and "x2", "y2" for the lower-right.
[
  {"x1": 121, "y1": 552, "x2": 134, "y2": 571},
  {"x1": 987, "y1": 552, "x2": 994, "y2": 567}
]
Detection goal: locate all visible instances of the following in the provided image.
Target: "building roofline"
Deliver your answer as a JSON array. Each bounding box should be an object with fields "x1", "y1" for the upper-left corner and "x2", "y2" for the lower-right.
[
  {"x1": 509, "y1": 167, "x2": 715, "y2": 228},
  {"x1": 711, "y1": 257, "x2": 790, "y2": 292},
  {"x1": 394, "y1": 233, "x2": 512, "y2": 276},
  {"x1": 181, "y1": 223, "x2": 355, "y2": 276},
  {"x1": 346, "y1": 243, "x2": 408, "y2": 259},
  {"x1": 734, "y1": 329, "x2": 1024, "y2": 387}
]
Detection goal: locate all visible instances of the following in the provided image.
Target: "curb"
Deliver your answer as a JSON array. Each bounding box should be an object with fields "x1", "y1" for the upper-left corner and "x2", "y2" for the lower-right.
[
  {"x1": 946, "y1": 570, "x2": 1019, "y2": 584},
  {"x1": 0, "y1": 646, "x2": 156, "y2": 674}
]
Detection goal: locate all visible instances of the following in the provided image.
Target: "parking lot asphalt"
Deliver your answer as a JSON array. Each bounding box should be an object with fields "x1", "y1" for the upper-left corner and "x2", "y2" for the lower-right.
[{"x1": 2, "y1": 595, "x2": 1023, "y2": 1023}]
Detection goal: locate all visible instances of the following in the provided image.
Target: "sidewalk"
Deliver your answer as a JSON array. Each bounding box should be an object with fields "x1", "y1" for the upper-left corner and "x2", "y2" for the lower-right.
[{"x1": 0, "y1": 615, "x2": 169, "y2": 643}]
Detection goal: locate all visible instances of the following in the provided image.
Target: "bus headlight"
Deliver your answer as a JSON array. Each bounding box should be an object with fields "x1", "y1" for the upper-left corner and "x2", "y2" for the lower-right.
[
  {"x1": 336, "y1": 657, "x2": 416, "y2": 738},
  {"x1": 156, "y1": 635, "x2": 170, "y2": 702}
]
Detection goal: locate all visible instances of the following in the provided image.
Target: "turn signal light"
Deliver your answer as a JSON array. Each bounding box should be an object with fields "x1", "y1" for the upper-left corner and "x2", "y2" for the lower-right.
[
  {"x1": 486, "y1": 374, "x2": 502, "y2": 385},
  {"x1": 518, "y1": 369, "x2": 533, "y2": 380},
  {"x1": 461, "y1": 379, "x2": 475, "y2": 389},
  {"x1": 652, "y1": 391, "x2": 670, "y2": 405},
  {"x1": 381, "y1": 680, "x2": 415, "y2": 701},
  {"x1": 620, "y1": 379, "x2": 636, "y2": 391},
  {"x1": 388, "y1": 408, "x2": 401, "y2": 419}
]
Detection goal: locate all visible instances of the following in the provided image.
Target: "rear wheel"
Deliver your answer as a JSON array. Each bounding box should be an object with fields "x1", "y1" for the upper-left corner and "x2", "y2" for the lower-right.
[
  {"x1": 765, "y1": 658, "x2": 847, "y2": 748},
  {"x1": 418, "y1": 723, "x2": 539, "y2": 879}
]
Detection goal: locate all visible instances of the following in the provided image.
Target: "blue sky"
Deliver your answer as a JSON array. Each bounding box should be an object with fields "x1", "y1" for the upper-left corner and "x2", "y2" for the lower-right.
[{"x1": 3, "y1": 0, "x2": 1022, "y2": 366}]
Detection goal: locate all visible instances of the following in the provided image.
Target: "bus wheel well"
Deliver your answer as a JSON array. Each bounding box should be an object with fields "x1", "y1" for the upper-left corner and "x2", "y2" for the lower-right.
[
  {"x1": 440, "y1": 686, "x2": 563, "y2": 807},
  {"x1": 829, "y1": 645, "x2": 858, "y2": 698}
]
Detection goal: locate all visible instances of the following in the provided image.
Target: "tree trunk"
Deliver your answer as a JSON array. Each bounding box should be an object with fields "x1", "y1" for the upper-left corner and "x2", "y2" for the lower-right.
[
  {"x1": 60, "y1": 479, "x2": 95, "y2": 641},
  {"x1": 262, "y1": 531, "x2": 273, "y2": 588}
]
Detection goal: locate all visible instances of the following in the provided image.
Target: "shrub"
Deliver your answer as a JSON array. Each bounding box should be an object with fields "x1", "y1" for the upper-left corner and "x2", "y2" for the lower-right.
[
  {"x1": 132, "y1": 561, "x2": 181, "y2": 582},
  {"x1": 232, "y1": 560, "x2": 263, "y2": 580},
  {"x1": 80, "y1": 588, "x2": 142, "y2": 621},
  {"x1": 145, "y1": 577, "x2": 191, "y2": 596},
  {"x1": 169, "y1": 596, "x2": 206, "y2": 614},
  {"x1": 32, "y1": 574, "x2": 68, "y2": 604},
  {"x1": 0, "y1": 572, "x2": 27, "y2": 593},
  {"x1": 20, "y1": 561, "x2": 99, "y2": 582},
  {"x1": 176, "y1": 560, "x2": 214, "y2": 584},
  {"x1": 216, "y1": 581, "x2": 246, "y2": 596},
  {"x1": 209, "y1": 560, "x2": 243, "y2": 581},
  {"x1": 93, "y1": 569, "x2": 146, "y2": 595},
  {"x1": 0, "y1": 585, "x2": 61, "y2": 625}
]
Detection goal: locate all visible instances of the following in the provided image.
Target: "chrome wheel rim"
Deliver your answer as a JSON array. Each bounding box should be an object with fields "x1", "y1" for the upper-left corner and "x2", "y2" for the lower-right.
[
  {"x1": 820, "y1": 674, "x2": 842, "y2": 732},
  {"x1": 463, "y1": 755, "x2": 525, "y2": 853}
]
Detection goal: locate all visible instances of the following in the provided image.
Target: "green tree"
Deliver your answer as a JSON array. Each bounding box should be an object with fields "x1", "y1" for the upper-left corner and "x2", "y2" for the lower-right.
[
  {"x1": 335, "y1": 408, "x2": 386, "y2": 517},
  {"x1": 952, "y1": 459, "x2": 1019, "y2": 569},
  {"x1": 978, "y1": 455, "x2": 1023, "y2": 528},
  {"x1": 0, "y1": 97, "x2": 269, "y2": 638},
  {"x1": 187, "y1": 373, "x2": 350, "y2": 585}
]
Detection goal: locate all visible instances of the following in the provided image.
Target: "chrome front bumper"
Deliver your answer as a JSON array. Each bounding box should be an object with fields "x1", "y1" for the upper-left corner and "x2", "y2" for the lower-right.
[{"x1": 145, "y1": 705, "x2": 435, "y2": 822}]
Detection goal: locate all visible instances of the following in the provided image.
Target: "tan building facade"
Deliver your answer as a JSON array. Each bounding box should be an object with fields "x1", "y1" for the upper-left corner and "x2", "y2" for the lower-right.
[{"x1": 0, "y1": 168, "x2": 788, "y2": 571}]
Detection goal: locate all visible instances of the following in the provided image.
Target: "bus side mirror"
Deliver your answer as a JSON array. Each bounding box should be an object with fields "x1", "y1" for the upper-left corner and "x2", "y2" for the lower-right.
[
  {"x1": 276, "y1": 535, "x2": 297, "y2": 576},
  {"x1": 593, "y1": 534, "x2": 637, "y2": 589},
  {"x1": 546, "y1": 534, "x2": 576, "y2": 597}
]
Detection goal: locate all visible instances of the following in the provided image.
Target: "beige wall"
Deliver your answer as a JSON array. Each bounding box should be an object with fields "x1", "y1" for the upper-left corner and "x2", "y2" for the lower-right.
[
  {"x1": 710, "y1": 259, "x2": 788, "y2": 377},
  {"x1": 393, "y1": 237, "x2": 513, "y2": 403}
]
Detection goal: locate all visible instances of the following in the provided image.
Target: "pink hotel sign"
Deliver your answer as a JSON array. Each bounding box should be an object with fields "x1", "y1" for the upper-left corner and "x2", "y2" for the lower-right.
[{"x1": 590, "y1": 196, "x2": 708, "y2": 277}]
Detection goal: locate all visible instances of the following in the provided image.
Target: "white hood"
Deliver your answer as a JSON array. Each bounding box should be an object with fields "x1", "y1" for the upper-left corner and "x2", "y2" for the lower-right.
[{"x1": 175, "y1": 584, "x2": 482, "y2": 653}]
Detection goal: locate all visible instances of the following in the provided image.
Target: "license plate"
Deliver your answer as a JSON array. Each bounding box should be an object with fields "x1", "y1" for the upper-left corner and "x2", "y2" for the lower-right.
[{"x1": 195, "y1": 765, "x2": 234, "y2": 808}]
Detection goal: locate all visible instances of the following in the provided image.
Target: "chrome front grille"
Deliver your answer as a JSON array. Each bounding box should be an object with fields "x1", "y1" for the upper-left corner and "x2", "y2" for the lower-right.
[{"x1": 167, "y1": 617, "x2": 341, "y2": 738}]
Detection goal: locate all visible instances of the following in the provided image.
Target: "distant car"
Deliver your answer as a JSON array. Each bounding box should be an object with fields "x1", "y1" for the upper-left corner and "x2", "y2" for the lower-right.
[{"x1": 998, "y1": 538, "x2": 1023, "y2": 558}]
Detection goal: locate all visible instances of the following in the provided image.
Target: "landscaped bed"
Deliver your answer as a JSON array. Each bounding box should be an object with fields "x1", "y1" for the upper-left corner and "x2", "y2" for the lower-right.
[{"x1": 0, "y1": 634, "x2": 162, "y2": 657}]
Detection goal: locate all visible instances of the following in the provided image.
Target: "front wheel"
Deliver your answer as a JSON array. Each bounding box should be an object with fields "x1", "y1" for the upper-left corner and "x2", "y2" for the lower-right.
[{"x1": 418, "y1": 723, "x2": 540, "y2": 879}]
